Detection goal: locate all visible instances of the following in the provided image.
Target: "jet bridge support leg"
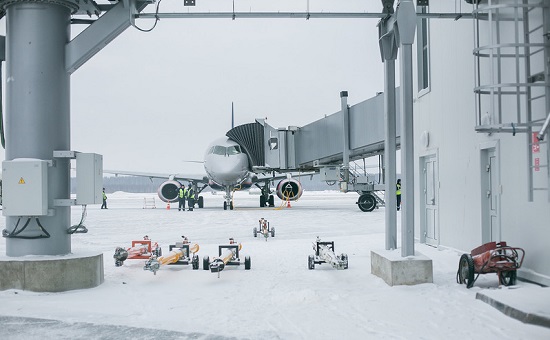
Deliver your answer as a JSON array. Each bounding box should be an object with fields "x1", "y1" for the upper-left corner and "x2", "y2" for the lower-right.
[{"x1": 379, "y1": 0, "x2": 399, "y2": 250}]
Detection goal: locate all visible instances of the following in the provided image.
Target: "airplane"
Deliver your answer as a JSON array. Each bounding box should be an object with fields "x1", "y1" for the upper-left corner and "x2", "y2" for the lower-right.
[
  {"x1": 106, "y1": 103, "x2": 307, "y2": 210},
  {"x1": 106, "y1": 136, "x2": 304, "y2": 210}
]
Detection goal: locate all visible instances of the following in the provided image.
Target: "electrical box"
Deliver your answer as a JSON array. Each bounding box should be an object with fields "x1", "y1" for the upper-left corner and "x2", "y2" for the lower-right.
[
  {"x1": 76, "y1": 153, "x2": 103, "y2": 205},
  {"x1": 320, "y1": 166, "x2": 340, "y2": 181},
  {"x1": 2, "y1": 159, "x2": 48, "y2": 216}
]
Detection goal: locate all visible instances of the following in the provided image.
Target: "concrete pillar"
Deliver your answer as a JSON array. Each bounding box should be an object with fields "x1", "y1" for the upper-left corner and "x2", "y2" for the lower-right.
[{"x1": 5, "y1": 2, "x2": 72, "y2": 256}]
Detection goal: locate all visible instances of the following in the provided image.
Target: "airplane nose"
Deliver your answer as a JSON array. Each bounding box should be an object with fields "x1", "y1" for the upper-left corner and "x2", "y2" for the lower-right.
[{"x1": 211, "y1": 157, "x2": 247, "y2": 185}]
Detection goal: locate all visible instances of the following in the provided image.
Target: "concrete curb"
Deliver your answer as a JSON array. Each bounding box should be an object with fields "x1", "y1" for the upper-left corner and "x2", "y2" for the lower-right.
[{"x1": 476, "y1": 292, "x2": 550, "y2": 329}]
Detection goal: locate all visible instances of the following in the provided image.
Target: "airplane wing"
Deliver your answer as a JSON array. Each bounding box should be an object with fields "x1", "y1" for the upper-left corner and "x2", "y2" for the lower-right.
[{"x1": 104, "y1": 170, "x2": 209, "y2": 184}]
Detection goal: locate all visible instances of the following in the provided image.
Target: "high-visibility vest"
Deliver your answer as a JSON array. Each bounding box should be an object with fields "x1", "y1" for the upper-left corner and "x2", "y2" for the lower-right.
[
  {"x1": 396, "y1": 183, "x2": 401, "y2": 195},
  {"x1": 187, "y1": 189, "x2": 195, "y2": 199},
  {"x1": 102, "y1": 191, "x2": 107, "y2": 200},
  {"x1": 179, "y1": 188, "x2": 185, "y2": 198}
]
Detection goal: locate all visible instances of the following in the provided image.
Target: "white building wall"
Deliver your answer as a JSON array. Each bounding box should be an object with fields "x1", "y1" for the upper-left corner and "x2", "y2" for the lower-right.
[{"x1": 411, "y1": 1, "x2": 550, "y2": 286}]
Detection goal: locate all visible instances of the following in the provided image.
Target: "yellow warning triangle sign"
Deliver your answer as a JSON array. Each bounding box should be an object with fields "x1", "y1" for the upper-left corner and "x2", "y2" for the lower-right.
[{"x1": 18, "y1": 177, "x2": 25, "y2": 184}]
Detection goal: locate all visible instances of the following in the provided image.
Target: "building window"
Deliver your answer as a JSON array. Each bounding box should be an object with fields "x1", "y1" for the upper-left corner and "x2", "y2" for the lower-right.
[{"x1": 417, "y1": 5, "x2": 430, "y2": 95}]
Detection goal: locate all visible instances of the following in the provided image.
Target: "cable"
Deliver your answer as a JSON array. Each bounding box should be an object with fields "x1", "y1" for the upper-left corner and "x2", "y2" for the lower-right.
[
  {"x1": 2, "y1": 217, "x2": 50, "y2": 239},
  {"x1": 67, "y1": 205, "x2": 89, "y2": 234},
  {"x1": 132, "y1": 0, "x2": 163, "y2": 32}
]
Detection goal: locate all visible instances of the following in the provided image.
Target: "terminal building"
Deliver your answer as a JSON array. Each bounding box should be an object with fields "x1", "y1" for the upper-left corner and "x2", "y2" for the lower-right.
[
  {"x1": 410, "y1": 1, "x2": 549, "y2": 286},
  {"x1": 229, "y1": 1, "x2": 550, "y2": 286}
]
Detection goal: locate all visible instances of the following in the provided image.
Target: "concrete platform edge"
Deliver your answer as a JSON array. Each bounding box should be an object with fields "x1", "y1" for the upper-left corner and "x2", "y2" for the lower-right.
[
  {"x1": 476, "y1": 292, "x2": 550, "y2": 329},
  {"x1": 0, "y1": 253, "x2": 104, "y2": 292}
]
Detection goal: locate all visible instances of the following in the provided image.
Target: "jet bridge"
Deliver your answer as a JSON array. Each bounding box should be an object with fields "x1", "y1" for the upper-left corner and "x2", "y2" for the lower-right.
[{"x1": 226, "y1": 90, "x2": 401, "y2": 211}]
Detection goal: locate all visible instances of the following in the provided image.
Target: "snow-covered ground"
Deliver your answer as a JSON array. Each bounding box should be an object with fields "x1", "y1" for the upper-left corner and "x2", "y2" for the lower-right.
[{"x1": 1, "y1": 191, "x2": 549, "y2": 339}]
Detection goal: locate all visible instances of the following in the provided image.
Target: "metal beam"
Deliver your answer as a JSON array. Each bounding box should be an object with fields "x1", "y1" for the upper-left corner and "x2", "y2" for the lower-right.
[
  {"x1": 66, "y1": 0, "x2": 149, "y2": 74},
  {"x1": 136, "y1": 12, "x2": 479, "y2": 20}
]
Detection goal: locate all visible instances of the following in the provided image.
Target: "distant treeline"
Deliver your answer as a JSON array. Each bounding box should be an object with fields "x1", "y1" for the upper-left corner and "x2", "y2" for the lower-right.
[{"x1": 71, "y1": 173, "x2": 382, "y2": 194}]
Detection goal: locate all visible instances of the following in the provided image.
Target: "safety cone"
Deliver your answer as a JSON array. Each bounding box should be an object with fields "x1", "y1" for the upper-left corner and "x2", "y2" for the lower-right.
[
  {"x1": 287, "y1": 200, "x2": 291, "y2": 208},
  {"x1": 166, "y1": 202, "x2": 171, "y2": 210}
]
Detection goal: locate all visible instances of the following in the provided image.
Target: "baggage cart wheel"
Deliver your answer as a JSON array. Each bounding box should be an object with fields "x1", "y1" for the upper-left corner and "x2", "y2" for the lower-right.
[
  {"x1": 341, "y1": 253, "x2": 349, "y2": 269},
  {"x1": 244, "y1": 256, "x2": 251, "y2": 270},
  {"x1": 500, "y1": 270, "x2": 517, "y2": 286},
  {"x1": 308, "y1": 255, "x2": 315, "y2": 270},
  {"x1": 192, "y1": 254, "x2": 199, "y2": 270},
  {"x1": 203, "y1": 256, "x2": 210, "y2": 270},
  {"x1": 458, "y1": 254, "x2": 475, "y2": 288}
]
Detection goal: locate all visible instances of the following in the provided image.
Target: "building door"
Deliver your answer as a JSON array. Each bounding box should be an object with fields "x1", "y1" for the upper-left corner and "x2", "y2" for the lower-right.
[
  {"x1": 421, "y1": 154, "x2": 438, "y2": 246},
  {"x1": 481, "y1": 147, "x2": 500, "y2": 243}
]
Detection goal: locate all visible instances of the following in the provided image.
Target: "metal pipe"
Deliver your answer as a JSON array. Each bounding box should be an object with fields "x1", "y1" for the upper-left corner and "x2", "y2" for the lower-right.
[
  {"x1": 538, "y1": 113, "x2": 550, "y2": 141},
  {"x1": 341, "y1": 91, "x2": 350, "y2": 184}
]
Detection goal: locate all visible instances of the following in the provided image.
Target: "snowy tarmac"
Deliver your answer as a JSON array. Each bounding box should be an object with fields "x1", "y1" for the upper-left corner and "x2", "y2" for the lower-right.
[{"x1": 1, "y1": 191, "x2": 549, "y2": 339}]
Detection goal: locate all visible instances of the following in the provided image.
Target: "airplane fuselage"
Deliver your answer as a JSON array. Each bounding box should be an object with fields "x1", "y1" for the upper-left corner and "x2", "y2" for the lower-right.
[{"x1": 203, "y1": 137, "x2": 252, "y2": 190}]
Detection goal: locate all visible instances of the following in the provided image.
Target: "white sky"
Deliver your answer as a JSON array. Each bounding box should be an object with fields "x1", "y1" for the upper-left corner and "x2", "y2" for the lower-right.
[{"x1": 1, "y1": 1, "x2": 394, "y2": 175}]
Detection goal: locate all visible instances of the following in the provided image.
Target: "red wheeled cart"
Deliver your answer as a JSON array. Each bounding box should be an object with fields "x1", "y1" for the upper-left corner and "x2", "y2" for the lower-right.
[{"x1": 457, "y1": 241, "x2": 525, "y2": 288}]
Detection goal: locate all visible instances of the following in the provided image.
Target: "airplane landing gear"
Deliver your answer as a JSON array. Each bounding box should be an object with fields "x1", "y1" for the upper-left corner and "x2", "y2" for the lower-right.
[
  {"x1": 258, "y1": 182, "x2": 275, "y2": 207},
  {"x1": 198, "y1": 196, "x2": 204, "y2": 208},
  {"x1": 224, "y1": 188, "x2": 233, "y2": 210}
]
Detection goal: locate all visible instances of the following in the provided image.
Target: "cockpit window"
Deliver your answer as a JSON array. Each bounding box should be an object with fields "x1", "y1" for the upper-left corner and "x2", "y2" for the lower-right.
[
  {"x1": 227, "y1": 145, "x2": 241, "y2": 155},
  {"x1": 209, "y1": 145, "x2": 242, "y2": 156},
  {"x1": 211, "y1": 145, "x2": 226, "y2": 155}
]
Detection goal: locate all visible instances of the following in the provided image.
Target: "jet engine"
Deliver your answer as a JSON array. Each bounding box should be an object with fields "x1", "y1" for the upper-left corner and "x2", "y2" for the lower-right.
[
  {"x1": 158, "y1": 180, "x2": 181, "y2": 203},
  {"x1": 276, "y1": 178, "x2": 303, "y2": 201}
]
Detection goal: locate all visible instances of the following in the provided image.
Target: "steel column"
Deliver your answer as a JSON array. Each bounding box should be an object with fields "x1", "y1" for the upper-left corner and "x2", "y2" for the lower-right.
[
  {"x1": 5, "y1": 2, "x2": 71, "y2": 256},
  {"x1": 384, "y1": 60, "x2": 397, "y2": 250},
  {"x1": 400, "y1": 44, "x2": 415, "y2": 256},
  {"x1": 544, "y1": 3, "x2": 550, "y2": 202},
  {"x1": 395, "y1": 0, "x2": 416, "y2": 257}
]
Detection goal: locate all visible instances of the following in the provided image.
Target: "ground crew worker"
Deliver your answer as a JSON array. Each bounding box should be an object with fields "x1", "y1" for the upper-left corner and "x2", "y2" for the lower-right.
[
  {"x1": 178, "y1": 184, "x2": 187, "y2": 211},
  {"x1": 101, "y1": 188, "x2": 108, "y2": 209},
  {"x1": 187, "y1": 183, "x2": 195, "y2": 211},
  {"x1": 396, "y1": 179, "x2": 401, "y2": 211}
]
